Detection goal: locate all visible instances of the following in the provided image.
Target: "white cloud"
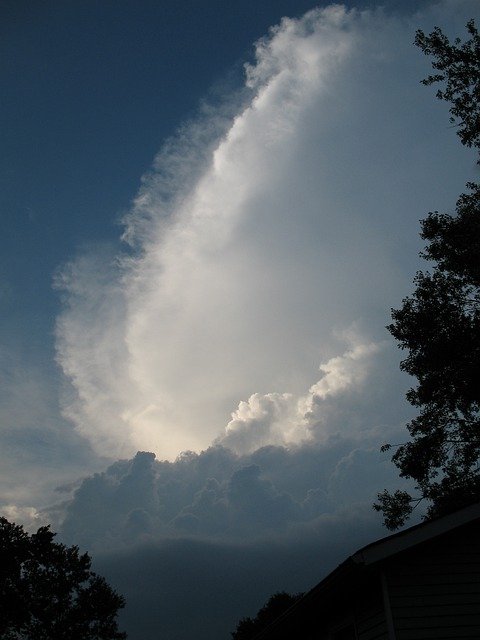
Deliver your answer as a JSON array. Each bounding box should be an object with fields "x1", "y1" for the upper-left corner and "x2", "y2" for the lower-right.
[
  {"x1": 55, "y1": 2, "x2": 478, "y2": 462},
  {"x1": 218, "y1": 332, "x2": 384, "y2": 455},
  {"x1": 220, "y1": 392, "x2": 299, "y2": 454},
  {"x1": 0, "y1": 505, "x2": 43, "y2": 531}
]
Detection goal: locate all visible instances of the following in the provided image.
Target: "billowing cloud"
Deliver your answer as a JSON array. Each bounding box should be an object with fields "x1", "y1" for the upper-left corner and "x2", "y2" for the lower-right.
[
  {"x1": 57, "y1": 437, "x2": 413, "y2": 640},
  {"x1": 58, "y1": 431, "x2": 411, "y2": 553},
  {"x1": 53, "y1": 2, "x2": 477, "y2": 462},
  {"x1": 219, "y1": 332, "x2": 384, "y2": 454}
]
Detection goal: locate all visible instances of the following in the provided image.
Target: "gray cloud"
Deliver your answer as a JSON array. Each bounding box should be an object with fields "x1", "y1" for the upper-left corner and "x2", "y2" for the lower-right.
[
  {"x1": 58, "y1": 430, "x2": 412, "y2": 553},
  {"x1": 0, "y1": 348, "x2": 103, "y2": 524},
  {"x1": 93, "y1": 508, "x2": 389, "y2": 640},
  {"x1": 55, "y1": 429, "x2": 416, "y2": 640}
]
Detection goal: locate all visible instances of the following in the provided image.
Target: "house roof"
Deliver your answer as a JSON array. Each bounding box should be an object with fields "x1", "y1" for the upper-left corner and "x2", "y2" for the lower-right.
[
  {"x1": 352, "y1": 500, "x2": 480, "y2": 566},
  {"x1": 252, "y1": 501, "x2": 480, "y2": 639}
]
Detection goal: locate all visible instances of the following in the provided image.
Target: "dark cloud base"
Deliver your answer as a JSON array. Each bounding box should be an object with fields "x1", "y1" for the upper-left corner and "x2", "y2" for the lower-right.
[
  {"x1": 94, "y1": 510, "x2": 384, "y2": 640},
  {"x1": 57, "y1": 440, "x2": 416, "y2": 639},
  {"x1": 59, "y1": 438, "x2": 407, "y2": 551}
]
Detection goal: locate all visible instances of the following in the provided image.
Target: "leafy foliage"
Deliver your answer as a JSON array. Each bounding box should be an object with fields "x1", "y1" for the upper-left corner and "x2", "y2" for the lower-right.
[
  {"x1": 375, "y1": 20, "x2": 480, "y2": 530},
  {"x1": 414, "y1": 19, "x2": 480, "y2": 153},
  {"x1": 0, "y1": 517, "x2": 126, "y2": 640},
  {"x1": 231, "y1": 591, "x2": 303, "y2": 640}
]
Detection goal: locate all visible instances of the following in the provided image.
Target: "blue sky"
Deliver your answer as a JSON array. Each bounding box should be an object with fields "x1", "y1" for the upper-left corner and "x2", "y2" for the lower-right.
[
  {"x1": 1, "y1": 1, "x2": 479, "y2": 638},
  {"x1": 2, "y1": 0, "x2": 341, "y2": 350},
  {"x1": 0, "y1": 0, "x2": 428, "y2": 358}
]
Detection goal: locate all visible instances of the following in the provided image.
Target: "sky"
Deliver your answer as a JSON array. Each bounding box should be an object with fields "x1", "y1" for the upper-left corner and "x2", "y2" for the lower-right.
[{"x1": 1, "y1": 1, "x2": 479, "y2": 638}]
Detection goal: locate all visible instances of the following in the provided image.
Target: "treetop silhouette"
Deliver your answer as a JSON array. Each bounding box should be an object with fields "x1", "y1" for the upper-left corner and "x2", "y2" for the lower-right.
[
  {"x1": 375, "y1": 19, "x2": 480, "y2": 530},
  {"x1": 0, "y1": 517, "x2": 126, "y2": 640}
]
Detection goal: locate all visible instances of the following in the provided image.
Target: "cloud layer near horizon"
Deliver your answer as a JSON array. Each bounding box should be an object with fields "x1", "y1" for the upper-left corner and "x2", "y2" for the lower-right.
[
  {"x1": 59, "y1": 433, "x2": 406, "y2": 552},
  {"x1": 54, "y1": 3, "x2": 476, "y2": 463},
  {"x1": 59, "y1": 432, "x2": 414, "y2": 640}
]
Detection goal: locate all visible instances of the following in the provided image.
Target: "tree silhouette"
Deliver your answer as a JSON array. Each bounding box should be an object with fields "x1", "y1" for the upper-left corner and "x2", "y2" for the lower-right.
[
  {"x1": 375, "y1": 20, "x2": 480, "y2": 530},
  {"x1": 0, "y1": 517, "x2": 126, "y2": 639},
  {"x1": 231, "y1": 591, "x2": 303, "y2": 640}
]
